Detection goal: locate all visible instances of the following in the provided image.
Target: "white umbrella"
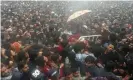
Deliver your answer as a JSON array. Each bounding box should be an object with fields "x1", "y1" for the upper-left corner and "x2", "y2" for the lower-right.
[{"x1": 67, "y1": 10, "x2": 92, "y2": 22}]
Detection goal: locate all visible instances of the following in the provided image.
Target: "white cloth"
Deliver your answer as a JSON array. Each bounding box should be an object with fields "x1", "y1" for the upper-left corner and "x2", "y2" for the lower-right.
[{"x1": 75, "y1": 53, "x2": 96, "y2": 62}]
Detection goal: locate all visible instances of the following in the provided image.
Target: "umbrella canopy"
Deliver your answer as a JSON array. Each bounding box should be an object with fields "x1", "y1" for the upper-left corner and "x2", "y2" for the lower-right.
[{"x1": 67, "y1": 10, "x2": 92, "y2": 22}]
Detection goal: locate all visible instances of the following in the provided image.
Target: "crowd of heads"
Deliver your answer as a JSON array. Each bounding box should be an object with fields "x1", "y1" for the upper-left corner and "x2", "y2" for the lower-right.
[{"x1": 1, "y1": 1, "x2": 133, "y2": 80}]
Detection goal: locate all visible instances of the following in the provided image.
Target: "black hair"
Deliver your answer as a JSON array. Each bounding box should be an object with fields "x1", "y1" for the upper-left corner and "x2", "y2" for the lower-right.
[
  {"x1": 73, "y1": 42, "x2": 85, "y2": 53},
  {"x1": 127, "y1": 59, "x2": 133, "y2": 74},
  {"x1": 121, "y1": 28, "x2": 126, "y2": 31},
  {"x1": 71, "y1": 68, "x2": 78, "y2": 73},
  {"x1": 122, "y1": 44, "x2": 130, "y2": 53},
  {"x1": 109, "y1": 33, "x2": 117, "y2": 42},
  {"x1": 36, "y1": 56, "x2": 45, "y2": 67},
  {"x1": 85, "y1": 56, "x2": 96, "y2": 64},
  {"x1": 105, "y1": 61, "x2": 116, "y2": 72},
  {"x1": 28, "y1": 44, "x2": 43, "y2": 63},
  {"x1": 29, "y1": 44, "x2": 43, "y2": 50},
  {"x1": 51, "y1": 53, "x2": 59, "y2": 63},
  {"x1": 2, "y1": 58, "x2": 10, "y2": 66},
  {"x1": 64, "y1": 68, "x2": 72, "y2": 77},
  {"x1": 60, "y1": 40, "x2": 68, "y2": 48},
  {"x1": 16, "y1": 50, "x2": 28, "y2": 63},
  {"x1": 42, "y1": 48, "x2": 50, "y2": 57},
  {"x1": 28, "y1": 49, "x2": 38, "y2": 63},
  {"x1": 17, "y1": 61, "x2": 27, "y2": 71},
  {"x1": 3, "y1": 43, "x2": 11, "y2": 50},
  {"x1": 5, "y1": 49, "x2": 11, "y2": 59},
  {"x1": 61, "y1": 34, "x2": 67, "y2": 40}
]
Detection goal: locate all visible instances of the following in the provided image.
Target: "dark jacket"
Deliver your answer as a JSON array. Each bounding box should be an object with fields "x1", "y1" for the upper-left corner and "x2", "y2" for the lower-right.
[
  {"x1": 100, "y1": 50, "x2": 121, "y2": 64},
  {"x1": 86, "y1": 66, "x2": 106, "y2": 77},
  {"x1": 11, "y1": 71, "x2": 30, "y2": 80}
]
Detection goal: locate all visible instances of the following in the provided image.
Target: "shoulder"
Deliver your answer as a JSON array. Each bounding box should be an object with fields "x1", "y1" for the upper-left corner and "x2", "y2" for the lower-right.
[
  {"x1": 11, "y1": 71, "x2": 22, "y2": 80},
  {"x1": 1, "y1": 75, "x2": 12, "y2": 80}
]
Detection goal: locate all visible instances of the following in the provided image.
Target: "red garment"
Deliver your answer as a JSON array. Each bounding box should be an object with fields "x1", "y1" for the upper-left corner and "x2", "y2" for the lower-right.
[
  {"x1": 128, "y1": 24, "x2": 132, "y2": 29},
  {"x1": 57, "y1": 45, "x2": 64, "y2": 53},
  {"x1": 43, "y1": 66, "x2": 50, "y2": 73},
  {"x1": 11, "y1": 42, "x2": 21, "y2": 53},
  {"x1": 83, "y1": 40, "x2": 89, "y2": 50},
  {"x1": 43, "y1": 63, "x2": 64, "y2": 79},
  {"x1": 68, "y1": 33, "x2": 80, "y2": 42},
  {"x1": 59, "y1": 66, "x2": 64, "y2": 79}
]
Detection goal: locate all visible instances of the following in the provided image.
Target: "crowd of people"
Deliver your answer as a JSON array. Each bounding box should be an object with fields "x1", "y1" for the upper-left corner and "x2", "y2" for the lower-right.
[{"x1": 1, "y1": 1, "x2": 133, "y2": 80}]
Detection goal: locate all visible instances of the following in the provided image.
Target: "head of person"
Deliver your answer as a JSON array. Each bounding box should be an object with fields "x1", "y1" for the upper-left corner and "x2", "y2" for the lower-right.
[
  {"x1": 36, "y1": 56, "x2": 46, "y2": 68},
  {"x1": 60, "y1": 40, "x2": 68, "y2": 48},
  {"x1": 64, "y1": 68, "x2": 73, "y2": 80},
  {"x1": 3, "y1": 43, "x2": 12, "y2": 50},
  {"x1": 73, "y1": 42, "x2": 86, "y2": 53},
  {"x1": 27, "y1": 44, "x2": 43, "y2": 63},
  {"x1": 107, "y1": 44, "x2": 114, "y2": 51},
  {"x1": 1, "y1": 63, "x2": 12, "y2": 78},
  {"x1": 2, "y1": 45, "x2": 16, "y2": 61},
  {"x1": 105, "y1": 61, "x2": 116, "y2": 72},
  {"x1": 85, "y1": 56, "x2": 96, "y2": 67},
  {"x1": 72, "y1": 68, "x2": 80, "y2": 77},
  {"x1": 16, "y1": 51, "x2": 29, "y2": 63},
  {"x1": 50, "y1": 53, "x2": 60, "y2": 63},
  {"x1": 17, "y1": 62, "x2": 29, "y2": 73}
]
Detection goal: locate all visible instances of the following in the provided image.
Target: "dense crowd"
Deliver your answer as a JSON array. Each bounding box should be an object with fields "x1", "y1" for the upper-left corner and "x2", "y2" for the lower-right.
[{"x1": 1, "y1": 1, "x2": 133, "y2": 80}]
